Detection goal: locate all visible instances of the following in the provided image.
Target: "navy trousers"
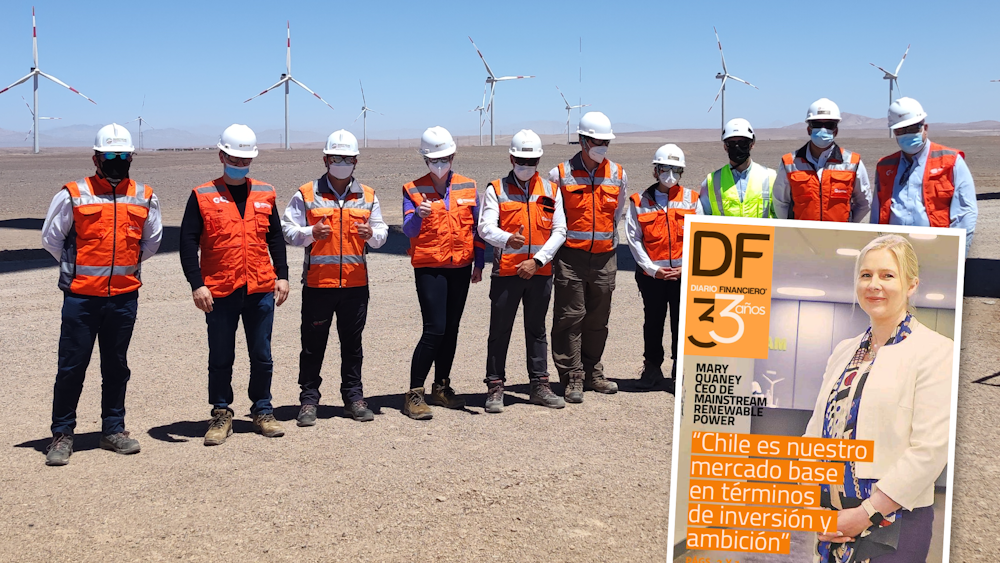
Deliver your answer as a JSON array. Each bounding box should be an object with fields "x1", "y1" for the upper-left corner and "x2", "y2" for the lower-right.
[{"x1": 205, "y1": 286, "x2": 275, "y2": 415}]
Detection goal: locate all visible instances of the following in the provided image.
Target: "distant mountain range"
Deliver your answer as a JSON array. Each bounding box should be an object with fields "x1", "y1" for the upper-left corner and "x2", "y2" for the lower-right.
[{"x1": 2, "y1": 114, "x2": 998, "y2": 149}]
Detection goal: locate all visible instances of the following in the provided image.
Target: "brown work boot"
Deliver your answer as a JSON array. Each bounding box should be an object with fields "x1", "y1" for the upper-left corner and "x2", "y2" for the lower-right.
[
  {"x1": 252, "y1": 412, "x2": 285, "y2": 438},
  {"x1": 530, "y1": 378, "x2": 566, "y2": 409},
  {"x1": 484, "y1": 380, "x2": 505, "y2": 414},
  {"x1": 428, "y1": 379, "x2": 466, "y2": 409},
  {"x1": 585, "y1": 373, "x2": 619, "y2": 394},
  {"x1": 564, "y1": 372, "x2": 584, "y2": 404},
  {"x1": 204, "y1": 408, "x2": 233, "y2": 446},
  {"x1": 403, "y1": 387, "x2": 433, "y2": 420}
]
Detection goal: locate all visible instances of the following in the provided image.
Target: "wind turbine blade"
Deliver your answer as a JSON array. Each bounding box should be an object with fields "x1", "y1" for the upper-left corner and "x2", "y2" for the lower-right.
[
  {"x1": 40, "y1": 117, "x2": 61, "y2": 120},
  {"x1": 869, "y1": 62, "x2": 893, "y2": 76},
  {"x1": 359, "y1": 80, "x2": 367, "y2": 105},
  {"x1": 708, "y1": 76, "x2": 727, "y2": 112},
  {"x1": 243, "y1": 77, "x2": 288, "y2": 102},
  {"x1": 714, "y1": 26, "x2": 727, "y2": 74},
  {"x1": 556, "y1": 85, "x2": 571, "y2": 107},
  {"x1": 481, "y1": 84, "x2": 488, "y2": 109},
  {"x1": 37, "y1": 71, "x2": 97, "y2": 104},
  {"x1": 468, "y1": 36, "x2": 496, "y2": 79},
  {"x1": 486, "y1": 82, "x2": 496, "y2": 112},
  {"x1": 32, "y1": 7, "x2": 38, "y2": 68},
  {"x1": 22, "y1": 96, "x2": 34, "y2": 117},
  {"x1": 286, "y1": 21, "x2": 291, "y2": 75},
  {"x1": 495, "y1": 75, "x2": 534, "y2": 81},
  {"x1": 727, "y1": 75, "x2": 759, "y2": 89},
  {"x1": 24, "y1": 130, "x2": 31, "y2": 142},
  {"x1": 125, "y1": 117, "x2": 140, "y2": 124},
  {"x1": 353, "y1": 109, "x2": 365, "y2": 124},
  {"x1": 894, "y1": 44, "x2": 910, "y2": 76},
  {"x1": 0, "y1": 72, "x2": 36, "y2": 95},
  {"x1": 288, "y1": 77, "x2": 335, "y2": 110},
  {"x1": 141, "y1": 94, "x2": 145, "y2": 111}
]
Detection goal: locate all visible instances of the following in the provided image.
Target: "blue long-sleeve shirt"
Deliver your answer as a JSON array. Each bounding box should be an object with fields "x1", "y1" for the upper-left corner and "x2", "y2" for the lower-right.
[
  {"x1": 872, "y1": 142, "x2": 977, "y2": 252},
  {"x1": 402, "y1": 171, "x2": 485, "y2": 269}
]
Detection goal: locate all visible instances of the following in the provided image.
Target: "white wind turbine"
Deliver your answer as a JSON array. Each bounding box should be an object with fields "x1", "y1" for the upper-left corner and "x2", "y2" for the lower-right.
[
  {"x1": 469, "y1": 36, "x2": 534, "y2": 146},
  {"x1": 761, "y1": 370, "x2": 785, "y2": 408},
  {"x1": 353, "y1": 80, "x2": 382, "y2": 149},
  {"x1": 244, "y1": 21, "x2": 334, "y2": 150},
  {"x1": 870, "y1": 45, "x2": 910, "y2": 138},
  {"x1": 0, "y1": 7, "x2": 96, "y2": 154},
  {"x1": 21, "y1": 95, "x2": 60, "y2": 143},
  {"x1": 125, "y1": 95, "x2": 153, "y2": 151},
  {"x1": 707, "y1": 26, "x2": 758, "y2": 131},
  {"x1": 469, "y1": 85, "x2": 487, "y2": 146},
  {"x1": 557, "y1": 85, "x2": 590, "y2": 144}
]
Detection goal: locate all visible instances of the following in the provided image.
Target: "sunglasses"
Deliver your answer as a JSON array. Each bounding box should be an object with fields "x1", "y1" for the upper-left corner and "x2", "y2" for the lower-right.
[
  {"x1": 327, "y1": 155, "x2": 357, "y2": 164},
  {"x1": 513, "y1": 157, "x2": 540, "y2": 166},
  {"x1": 810, "y1": 121, "x2": 839, "y2": 130},
  {"x1": 101, "y1": 152, "x2": 132, "y2": 160},
  {"x1": 656, "y1": 164, "x2": 683, "y2": 174},
  {"x1": 584, "y1": 137, "x2": 610, "y2": 147},
  {"x1": 894, "y1": 122, "x2": 925, "y2": 136},
  {"x1": 725, "y1": 139, "x2": 752, "y2": 150},
  {"x1": 223, "y1": 155, "x2": 252, "y2": 166},
  {"x1": 425, "y1": 156, "x2": 452, "y2": 164}
]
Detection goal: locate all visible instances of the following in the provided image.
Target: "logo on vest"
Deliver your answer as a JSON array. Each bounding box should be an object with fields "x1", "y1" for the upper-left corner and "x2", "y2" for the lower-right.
[
  {"x1": 253, "y1": 201, "x2": 272, "y2": 211},
  {"x1": 213, "y1": 196, "x2": 230, "y2": 204},
  {"x1": 930, "y1": 168, "x2": 944, "y2": 174},
  {"x1": 457, "y1": 198, "x2": 476, "y2": 205}
]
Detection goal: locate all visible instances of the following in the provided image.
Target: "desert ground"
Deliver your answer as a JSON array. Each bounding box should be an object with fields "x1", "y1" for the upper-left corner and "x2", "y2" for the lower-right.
[{"x1": 1, "y1": 136, "x2": 998, "y2": 562}]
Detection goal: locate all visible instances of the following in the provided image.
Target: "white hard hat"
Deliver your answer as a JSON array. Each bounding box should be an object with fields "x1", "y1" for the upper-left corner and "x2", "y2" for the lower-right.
[
  {"x1": 509, "y1": 129, "x2": 543, "y2": 158},
  {"x1": 806, "y1": 98, "x2": 842, "y2": 122},
  {"x1": 93, "y1": 123, "x2": 135, "y2": 152},
  {"x1": 652, "y1": 144, "x2": 685, "y2": 168},
  {"x1": 419, "y1": 126, "x2": 457, "y2": 159},
  {"x1": 218, "y1": 124, "x2": 258, "y2": 158},
  {"x1": 722, "y1": 118, "x2": 754, "y2": 140},
  {"x1": 323, "y1": 130, "x2": 360, "y2": 156},
  {"x1": 577, "y1": 111, "x2": 615, "y2": 140},
  {"x1": 887, "y1": 97, "x2": 927, "y2": 130}
]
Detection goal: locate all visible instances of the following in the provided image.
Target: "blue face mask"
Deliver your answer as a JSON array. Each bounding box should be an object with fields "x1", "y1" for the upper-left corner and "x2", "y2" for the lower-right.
[
  {"x1": 810, "y1": 128, "x2": 835, "y2": 149},
  {"x1": 224, "y1": 164, "x2": 250, "y2": 181},
  {"x1": 895, "y1": 132, "x2": 925, "y2": 155}
]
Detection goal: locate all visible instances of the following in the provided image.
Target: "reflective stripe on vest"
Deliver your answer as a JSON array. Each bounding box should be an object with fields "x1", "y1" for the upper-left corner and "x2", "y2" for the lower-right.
[
  {"x1": 58, "y1": 176, "x2": 152, "y2": 297},
  {"x1": 194, "y1": 178, "x2": 277, "y2": 298},
  {"x1": 300, "y1": 179, "x2": 375, "y2": 288},
  {"x1": 490, "y1": 174, "x2": 556, "y2": 277},
  {"x1": 706, "y1": 163, "x2": 774, "y2": 218},
  {"x1": 630, "y1": 185, "x2": 698, "y2": 273},
  {"x1": 876, "y1": 143, "x2": 961, "y2": 228},
  {"x1": 557, "y1": 154, "x2": 622, "y2": 253},
  {"x1": 404, "y1": 173, "x2": 479, "y2": 268},
  {"x1": 781, "y1": 145, "x2": 860, "y2": 222}
]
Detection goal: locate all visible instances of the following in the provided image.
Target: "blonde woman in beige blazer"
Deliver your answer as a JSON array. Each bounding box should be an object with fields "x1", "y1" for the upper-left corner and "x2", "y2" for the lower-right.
[{"x1": 804, "y1": 234, "x2": 953, "y2": 562}]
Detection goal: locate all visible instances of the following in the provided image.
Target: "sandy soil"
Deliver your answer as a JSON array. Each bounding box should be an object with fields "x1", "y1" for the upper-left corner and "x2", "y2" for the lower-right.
[{"x1": 0, "y1": 139, "x2": 997, "y2": 562}]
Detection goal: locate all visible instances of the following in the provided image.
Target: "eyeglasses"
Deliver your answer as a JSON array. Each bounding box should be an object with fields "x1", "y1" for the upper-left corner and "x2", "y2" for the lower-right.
[
  {"x1": 809, "y1": 121, "x2": 839, "y2": 130},
  {"x1": 327, "y1": 155, "x2": 358, "y2": 164},
  {"x1": 893, "y1": 122, "x2": 925, "y2": 136},
  {"x1": 512, "y1": 157, "x2": 540, "y2": 166},
  {"x1": 223, "y1": 154, "x2": 252, "y2": 166},
  {"x1": 425, "y1": 156, "x2": 452, "y2": 164},
  {"x1": 655, "y1": 164, "x2": 683, "y2": 174},
  {"x1": 101, "y1": 152, "x2": 132, "y2": 160},
  {"x1": 724, "y1": 139, "x2": 752, "y2": 150},
  {"x1": 583, "y1": 137, "x2": 610, "y2": 147}
]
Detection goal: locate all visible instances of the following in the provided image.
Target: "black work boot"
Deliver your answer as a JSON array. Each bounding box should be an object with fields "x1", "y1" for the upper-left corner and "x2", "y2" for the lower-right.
[
  {"x1": 484, "y1": 380, "x2": 504, "y2": 413},
  {"x1": 45, "y1": 433, "x2": 73, "y2": 466},
  {"x1": 530, "y1": 378, "x2": 565, "y2": 409},
  {"x1": 344, "y1": 400, "x2": 375, "y2": 422},
  {"x1": 636, "y1": 362, "x2": 665, "y2": 390},
  {"x1": 296, "y1": 404, "x2": 318, "y2": 427}
]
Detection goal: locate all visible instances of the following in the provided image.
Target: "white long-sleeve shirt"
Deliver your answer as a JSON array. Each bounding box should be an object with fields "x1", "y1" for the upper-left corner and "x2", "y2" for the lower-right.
[
  {"x1": 477, "y1": 173, "x2": 567, "y2": 266},
  {"x1": 548, "y1": 156, "x2": 629, "y2": 247},
  {"x1": 772, "y1": 143, "x2": 872, "y2": 222},
  {"x1": 281, "y1": 177, "x2": 388, "y2": 249},
  {"x1": 41, "y1": 184, "x2": 163, "y2": 261},
  {"x1": 626, "y1": 185, "x2": 704, "y2": 277}
]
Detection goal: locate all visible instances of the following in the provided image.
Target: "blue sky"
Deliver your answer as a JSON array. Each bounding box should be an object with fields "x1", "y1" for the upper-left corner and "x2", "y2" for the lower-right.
[{"x1": 1, "y1": 0, "x2": 998, "y2": 140}]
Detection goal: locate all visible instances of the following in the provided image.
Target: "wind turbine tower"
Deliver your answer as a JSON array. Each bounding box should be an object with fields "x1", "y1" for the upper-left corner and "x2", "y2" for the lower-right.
[
  {"x1": 0, "y1": 7, "x2": 96, "y2": 154},
  {"x1": 244, "y1": 22, "x2": 335, "y2": 150},
  {"x1": 21, "y1": 95, "x2": 60, "y2": 143},
  {"x1": 469, "y1": 36, "x2": 534, "y2": 146},
  {"x1": 126, "y1": 96, "x2": 153, "y2": 151},
  {"x1": 870, "y1": 45, "x2": 910, "y2": 138},
  {"x1": 353, "y1": 80, "x2": 382, "y2": 149},
  {"x1": 707, "y1": 26, "x2": 758, "y2": 131},
  {"x1": 469, "y1": 86, "x2": 487, "y2": 146}
]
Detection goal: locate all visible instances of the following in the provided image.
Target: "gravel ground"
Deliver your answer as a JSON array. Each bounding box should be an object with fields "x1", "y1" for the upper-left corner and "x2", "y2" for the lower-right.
[{"x1": 0, "y1": 138, "x2": 997, "y2": 562}]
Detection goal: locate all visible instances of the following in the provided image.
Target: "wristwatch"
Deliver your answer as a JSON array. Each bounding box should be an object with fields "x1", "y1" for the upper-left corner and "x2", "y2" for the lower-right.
[{"x1": 861, "y1": 498, "x2": 885, "y2": 527}]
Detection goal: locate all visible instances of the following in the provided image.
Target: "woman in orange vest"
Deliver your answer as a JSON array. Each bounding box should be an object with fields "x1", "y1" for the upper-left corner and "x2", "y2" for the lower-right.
[
  {"x1": 625, "y1": 145, "x2": 702, "y2": 394},
  {"x1": 400, "y1": 126, "x2": 484, "y2": 420},
  {"x1": 40, "y1": 124, "x2": 163, "y2": 466},
  {"x1": 179, "y1": 125, "x2": 289, "y2": 446}
]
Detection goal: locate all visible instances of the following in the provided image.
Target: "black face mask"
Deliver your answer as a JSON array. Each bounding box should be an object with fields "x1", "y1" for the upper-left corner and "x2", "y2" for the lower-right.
[
  {"x1": 99, "y1": 158, "x2": 131, "y2": 181},
  {"x1": 725, "y1": 141, "x2": 752, "y2": 166}
]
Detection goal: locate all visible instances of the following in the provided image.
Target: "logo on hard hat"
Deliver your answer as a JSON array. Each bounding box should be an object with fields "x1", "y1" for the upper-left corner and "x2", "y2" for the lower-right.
[
  {"x1": 106, "y1": 137, "x2": 127, "y2": 145},
  {"x1": 818, "y1": 110, "x2": 830, "y2": 115},
  {"x1": 668, "y1": 155, "x2": 679, "y2": 161},
  {"x1": 239, "y1": 143, "x2": 252, "y2": 148}
]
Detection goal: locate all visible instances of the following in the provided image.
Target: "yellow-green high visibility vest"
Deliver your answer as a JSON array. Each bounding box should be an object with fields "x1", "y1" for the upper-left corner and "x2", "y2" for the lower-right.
[{"x1": 705, "y1": 162, "x2": 777, "y2": 218}]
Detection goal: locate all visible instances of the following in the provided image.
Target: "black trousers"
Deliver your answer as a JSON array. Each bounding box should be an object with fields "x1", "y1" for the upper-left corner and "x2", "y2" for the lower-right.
[
  {"x1": 485, "y1": 274, "x2": 553, "y2": 385},
  {"x1": 410, "y1": 265, "x2": 472, "y2": 389},
  {"x1": 298, "y1": 285, "x2": 369, "y2": 404},
  {"x1": 635, "y1": 269, "x2": 681, "y2": 378}
]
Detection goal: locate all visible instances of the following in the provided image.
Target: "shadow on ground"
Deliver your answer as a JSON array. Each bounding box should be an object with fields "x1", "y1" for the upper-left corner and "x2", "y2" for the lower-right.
[{"x1": 15, "y1": 431, "x2": 103, "y2": 454}]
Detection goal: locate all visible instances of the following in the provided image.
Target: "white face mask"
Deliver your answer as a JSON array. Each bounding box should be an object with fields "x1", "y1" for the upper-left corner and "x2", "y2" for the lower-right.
[
  {"x1": 328, "y1": 163, "x2": 354, "y2": 180},
  {"x1": 587, "y1": 145, "x2": 608, "y2": 163},
  {"x1": 513, "y1": 164, "x2": 536, "y2": 182},
  {"x1": 428, "y1": 161, "x2": 451, "y2": 179},
  {"x1": 658, "y1": 171, "x2": 678, "y2": 188}
]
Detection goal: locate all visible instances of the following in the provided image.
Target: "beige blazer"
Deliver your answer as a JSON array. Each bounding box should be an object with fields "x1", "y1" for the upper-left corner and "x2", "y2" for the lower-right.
[{"x1": 804, "y1": 320, "x2": 953, "y2": 510}]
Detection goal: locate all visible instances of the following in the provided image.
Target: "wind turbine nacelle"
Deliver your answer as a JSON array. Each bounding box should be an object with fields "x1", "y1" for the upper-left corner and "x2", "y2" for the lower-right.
[{"x1": 716, "y1": 73, "x2": 725, "y2": 79}]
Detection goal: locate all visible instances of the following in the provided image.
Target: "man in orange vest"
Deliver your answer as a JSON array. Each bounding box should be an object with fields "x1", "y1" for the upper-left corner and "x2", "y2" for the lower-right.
[
  {"x1": 179, "y1": 124, "x2": 289, "y2": 445},
  {"x1": 281, "y1": 130, "x2": 388, "y2": 425},
  {"x1": 477, "y1": 130, "x2": 567, "y2": 413},
  {"x1": 547, "y1": 111, "x2": 628, "y2": 403},
  {"x1": 773, "y1": 98, "x2": 872, "y2": 222},
  {"x1": 875, "y1": 97, "x2": 977, "y2": 252},
  {"x1": 625, "y1": 145, "x2": 702, "y2": 394},
  {"x1": 40, "y1": 124, "x2": 163, "y2": 466},
  {"x1": 400, "y1": 126, "x2": 485, "y2": 420}
]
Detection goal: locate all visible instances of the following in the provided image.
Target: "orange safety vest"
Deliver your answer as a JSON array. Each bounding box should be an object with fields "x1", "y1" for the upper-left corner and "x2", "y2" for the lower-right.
[
  {"x1": 299, "y1": 178, "x2": 375, "y2": 288},
  {"x1": 876, "y1": 142, "x2": 962, "y2": 228},
  {"x1": 556, "y1": 153, "x2": 623, "y2": 253},
  {"x1": 781, "y1": 144, "x2": 860, "y2": 222},
  {"x1": 630, "y1": 184, "x2": 698, "y2": 274},
  {"x1": 58, "y1": 175, "x2": 153, "y2": 297},
  {"x1": 488, "y1": 173, "x2": 557, "y2": 277},
  {"x1": 193, "y1": 178, "x2": 277, "y2": 298},
  {"x1": 403, "y1": 173, "x2": 480, "y2": 268}
]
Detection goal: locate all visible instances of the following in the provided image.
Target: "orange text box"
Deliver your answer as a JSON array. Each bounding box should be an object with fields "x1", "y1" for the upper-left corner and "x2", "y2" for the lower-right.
[
  {"x1": 690, "y1": 455, "x2": 842, "y2": 484},
  {"x1": 691, "y1": 431, "x2": 875, "y2": 462},
  {"x1": 686, "y1": 528, "x2": 791, "y2": 554},
  {"x1": 688, "y1": 503, "x2": 836, "y2": 533},
  {"x1": 688, "y1": 479, "x2": 822, "y2": 507}
]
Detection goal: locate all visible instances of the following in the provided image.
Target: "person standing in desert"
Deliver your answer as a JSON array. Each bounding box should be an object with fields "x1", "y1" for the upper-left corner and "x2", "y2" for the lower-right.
[{"x1": 700, "y1": 118, "x2": 777, "y2": 219}]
